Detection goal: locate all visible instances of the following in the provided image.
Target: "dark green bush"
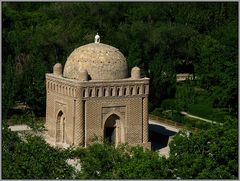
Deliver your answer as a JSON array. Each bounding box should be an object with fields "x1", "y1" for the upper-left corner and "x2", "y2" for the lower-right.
[{"x1": 2, "y1": 128, "x2": 74, "y2": 179}]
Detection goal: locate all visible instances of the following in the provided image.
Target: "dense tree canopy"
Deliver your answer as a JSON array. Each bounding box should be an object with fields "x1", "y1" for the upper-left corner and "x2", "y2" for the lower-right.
[
  {"x1": 2, "y1": 121, "x2": 238, "y2": 179},
  {"x1": 2, "y1": 2, "x2": 238, "y2": 117},
  {"x1": 2, "y1": 2, "x2": 238, "y2": 179},
  {"x1": 168, "y1": 118, "x2": 238, "y2": 179},
  {"x1": 2, "y1": 125, "x2": 74, "y2": 179}
]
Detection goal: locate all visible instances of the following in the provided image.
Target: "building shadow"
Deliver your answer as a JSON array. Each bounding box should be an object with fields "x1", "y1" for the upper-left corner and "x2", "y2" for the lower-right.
[{"x1": 148, "y1": 123, "x2": 177, "y2": 151}]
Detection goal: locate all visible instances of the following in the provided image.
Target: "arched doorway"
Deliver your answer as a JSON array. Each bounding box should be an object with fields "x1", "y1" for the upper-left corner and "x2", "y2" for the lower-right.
[
  {"x1": 56, "y1": 111, "x2": 66, "y2": 143},
  {"x1": 104, "y1": 114, "x2": 122, "y2": 145}
]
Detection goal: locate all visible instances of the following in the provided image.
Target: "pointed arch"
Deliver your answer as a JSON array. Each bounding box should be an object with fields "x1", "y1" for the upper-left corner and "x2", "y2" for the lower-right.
[
  {"x1": 56, "y1": 110, "x2": 66, "y2": 143},
  {"x1": 103, "y1": 111, "x2": 125, "y2": 145}
]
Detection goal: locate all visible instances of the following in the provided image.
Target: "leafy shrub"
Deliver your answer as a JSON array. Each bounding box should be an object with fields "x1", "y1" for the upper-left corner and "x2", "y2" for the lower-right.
[
  {"x1": 160, "y1": 99, "x2": 176, "y2": 110},
  {"x1": 2, "y1": 127, "x2": 74, "y2": 179},
  {"x1": 75, "y1": 143, "x2": 172, "y2": 179},
  {"x1": 168, "y1": 125, "x2": 238, "y2": 179}
]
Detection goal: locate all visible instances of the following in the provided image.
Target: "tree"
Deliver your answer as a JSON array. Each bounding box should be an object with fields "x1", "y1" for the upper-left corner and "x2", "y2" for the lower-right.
[
  {"x1": 2, "y1": 127, "x2": 74, "y2": 179},
  {"x1": 116, "y1": 146, "x2": 171, "y2": 179},
  {"x1": 195, "y1": 34, "x2": 237, "y2": 114},
  {"x1": 21, "y1": 57, "x2": 47, "y2": 116},
  {"x1": 3, "y1": 2, "x2": 238, "y2": 114},
  {"x1": 74, "y1": 142, "x2": 171, "y2": 179},
  {"x1": 2, "y1": 56, "x2": 16, "y2": 118},
  {"x1": 168, "y1": 122, "x2": 238, "y2": 179}
]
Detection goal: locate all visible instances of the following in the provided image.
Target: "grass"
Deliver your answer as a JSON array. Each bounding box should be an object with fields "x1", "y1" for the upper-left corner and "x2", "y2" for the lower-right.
[
  {"x1": 187, "y1": 91, "x2": 229, "y2": 123},
  {"x1": 5, "y1": 110, "x2": 46, "y2": 132},
  {"x1": 188, "y1": 104, "x2": 229, "y2": 123},
  {"x1": 151, "y1": 82, "x2": 232, "y2": 129}
]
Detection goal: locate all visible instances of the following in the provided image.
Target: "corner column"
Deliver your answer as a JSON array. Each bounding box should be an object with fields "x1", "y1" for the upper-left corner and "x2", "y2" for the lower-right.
[
  {"x1": 142, "y1": 97, "x2": 149, "y2": 143},
  {"x1": 74, "y1": 97, "x2": 84, "y2": 146}
]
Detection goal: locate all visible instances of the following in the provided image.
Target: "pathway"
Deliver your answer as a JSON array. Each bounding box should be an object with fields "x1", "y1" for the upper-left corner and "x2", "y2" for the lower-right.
[
  {"x1": 149, "y1": 120, "x2": 180, "y2": 133},
  {"x1": 8, "y1": 124, "x2": 32, "y2": 132},
  {"x1": 180, "y1": 111, "x2": 223, "y2": 125},
  {"x1": 148, "y1": 120, "x2": 179, "y2": 158}
]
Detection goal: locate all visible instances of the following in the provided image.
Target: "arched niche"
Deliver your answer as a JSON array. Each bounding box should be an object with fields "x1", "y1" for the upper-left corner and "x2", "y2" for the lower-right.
[
  {"x1": 56, "y1": 110, "x2": 66, "y2": 144},
  {"x1": 103, "y1": 113, "x2": 125, "y2": 145}
]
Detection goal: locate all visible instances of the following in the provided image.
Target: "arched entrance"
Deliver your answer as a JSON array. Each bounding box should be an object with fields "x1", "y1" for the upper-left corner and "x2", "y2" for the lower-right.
[
  {"x1": 56, "y1": 111, "x2": 66, "y2": 143},
  {"x1": 104, "y1": 113, "x2": 124, "y2": 145}
]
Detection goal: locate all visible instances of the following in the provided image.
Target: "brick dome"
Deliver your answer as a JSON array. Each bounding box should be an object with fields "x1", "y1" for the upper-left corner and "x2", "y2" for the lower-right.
[{"x1": 63, "y1": 43, "x2": 128, "y2": 80}]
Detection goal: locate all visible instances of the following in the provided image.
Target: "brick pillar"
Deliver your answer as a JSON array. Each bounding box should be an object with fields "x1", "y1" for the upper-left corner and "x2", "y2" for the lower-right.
[
  {"x1": 99, "y1": 87, "x2": 103, "y2": 97},
  {"x1": 45, "y1": 89, "x2": 54, "y2": 137},
  {"x1": 45, "y1": 87, "x2": 50, "y2": 130},
  {"x1": 74, "y1": 99, "x2": 84, "y2": 146},
  {"x1": 142, "y1": 97, "x2": 148, "y2": 143},
  {"x1": 119, "y1": 86, "x2": 123, "y2": 96}
]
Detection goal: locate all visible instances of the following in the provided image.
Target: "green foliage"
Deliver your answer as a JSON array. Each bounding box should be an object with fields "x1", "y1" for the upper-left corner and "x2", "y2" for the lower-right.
[
  {"x1": 2, "y1": 3, "x2": 238, "y2": 179},
  {"x1": 2, "y1": 124, "x2": 238, "y2": 179},
  {"x1": 175, "y1": 81, "x2": 196, "y2": 111},
  {"x1": 21, "y1": 58, "x2": 47, "y2": 116},
  {"x1": 74, "y1": 143, "x2": 171, "y2": 179},
  {"x1": 2, "y1": 2, "x2": 237, "y2": 116},
  {"x1": 5, "y1": 109, "x2": 45, "y2": 132},
  {"x1": 75, "y1": 143, "x2": 123, "y2": 179},
  {"x1": 116, "y1": 146, "x2": 171, "y2": 179},
  {"x1": 195, "y1": 32, "x2": 237, "y2": 114},
  {"x1": 2, "y1": 127, "x2": 74, "y2": 179},
  {"x1": 151, "y1": 80, "x2": 235, "y2": 129},
  {"x1": 2, "y1": 56, "x2": 16, "y2": 118},
  {"x1": 168, "y1": 124, "x2": 238, "y2": 179}
]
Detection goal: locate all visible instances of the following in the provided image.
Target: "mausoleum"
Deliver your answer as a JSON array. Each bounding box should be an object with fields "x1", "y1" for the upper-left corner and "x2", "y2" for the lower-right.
[{"x1": 45, "y1": 34, "x2": 150, "y2": 148}]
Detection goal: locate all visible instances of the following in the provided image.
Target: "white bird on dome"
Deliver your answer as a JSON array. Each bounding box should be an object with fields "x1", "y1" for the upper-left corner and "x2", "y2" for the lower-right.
[{"x1": 94, "y1": 33, "x2": 100, "y2": 43}]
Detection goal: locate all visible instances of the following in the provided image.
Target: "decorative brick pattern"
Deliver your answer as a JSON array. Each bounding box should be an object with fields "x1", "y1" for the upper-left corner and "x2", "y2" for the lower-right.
[
  {"x1": 45, "y1": 42, "x2": 150, "y2": 148},
  {"x1": 47, "y1": 95, "x2": 54, "y2": 138},
  {"x1": 85, "y1": 100, "x2": 102, "y2": 145},
  {"x1": 143, "y1": 97, "x2": 149, "y2": 143},
  {"x1": 74, "y1": 99, "x2": 84, "y2": 146},
  {"x1": 127, "y1": 97, "x2": 142, "y2": 144},
  {"x1": 46, "y1": 73, "x2": 150, "y2": 147}
]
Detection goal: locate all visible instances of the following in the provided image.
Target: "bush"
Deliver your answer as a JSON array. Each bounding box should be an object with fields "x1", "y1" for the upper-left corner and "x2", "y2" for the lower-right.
[
  {"x1": 160, "y1": 99, "x2": 176, "y2": 110},
  {"x1": 6, "y1": 110, "x2": 45, "y2": 131},
  {"x1": 75, "y1": 143, "x2": 172, "y2": 179},
  {"x1": 2, "y1": 128, "x2": 74, "y2": 179},
  {"x1": 168, "y1": 125, "x2": 238, "y2": 179},
  {"x1": 151, "y1": 107, "x2": 164, "y2": 117}
]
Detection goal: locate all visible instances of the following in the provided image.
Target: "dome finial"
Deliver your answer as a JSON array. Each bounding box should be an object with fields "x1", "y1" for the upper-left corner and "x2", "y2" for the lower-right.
[{"x1": 94, "y1": 33, "x2": 100, "y2": 43}]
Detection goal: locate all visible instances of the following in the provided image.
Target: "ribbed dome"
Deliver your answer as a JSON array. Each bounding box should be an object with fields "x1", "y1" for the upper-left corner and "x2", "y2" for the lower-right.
[{"x1": 63, "y1": 43, "x2": 128, "y2": 80}]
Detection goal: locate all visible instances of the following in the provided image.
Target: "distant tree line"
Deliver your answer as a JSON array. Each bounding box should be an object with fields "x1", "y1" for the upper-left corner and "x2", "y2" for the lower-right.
[{"x1": 2, "y1": 2, "x2": 238, "y2": 117}]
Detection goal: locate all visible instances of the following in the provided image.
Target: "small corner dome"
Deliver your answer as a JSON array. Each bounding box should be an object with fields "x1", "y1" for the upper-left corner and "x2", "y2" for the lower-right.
[
  {"x1": 131, "y1": 66, "x2": 141, "y2": 79},
  {"x1": 63, "y1": 43, "x2": 128, "y2": 80},
  {"x1": 53, "y1": 63, "x2": 62, "y2": 76},
  {"x1": 132, "y1": 66, "x2": 140, "y2": 71}
]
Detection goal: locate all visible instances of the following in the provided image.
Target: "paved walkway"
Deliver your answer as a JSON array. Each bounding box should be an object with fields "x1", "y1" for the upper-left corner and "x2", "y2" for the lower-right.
[
  {"x1": 149, "y1": 120, "x2": 180, "y2": 133},
  {"x1": 149, "y1": 120, "x2": 179, "y2": 158},
  {"x1": 8, "y1": 124, "x2": 32, "y2": 132},
  {"x1": 180, "y1": 111, "x2": 223, "y2": 125}
]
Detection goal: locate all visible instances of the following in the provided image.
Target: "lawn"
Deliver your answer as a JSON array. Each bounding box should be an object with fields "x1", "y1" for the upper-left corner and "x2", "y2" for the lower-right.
[{"x1": 151, "y1": 82, "x2": 232, "y2": 129}]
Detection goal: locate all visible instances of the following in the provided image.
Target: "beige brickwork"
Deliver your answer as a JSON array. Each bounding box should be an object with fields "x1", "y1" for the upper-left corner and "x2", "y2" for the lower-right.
[
  {"x1": 45, "y1": 41, "x2": 150, "y2": 149},
  {"x1": 143, "y1": 97, "x2": 149, "y2": 143},
  {"x1": 74, "y1": 99, "x2": 84, "y2": 146},
  {"x1": 127, "y1": 97, "x2": 142, "y2": 144}
]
